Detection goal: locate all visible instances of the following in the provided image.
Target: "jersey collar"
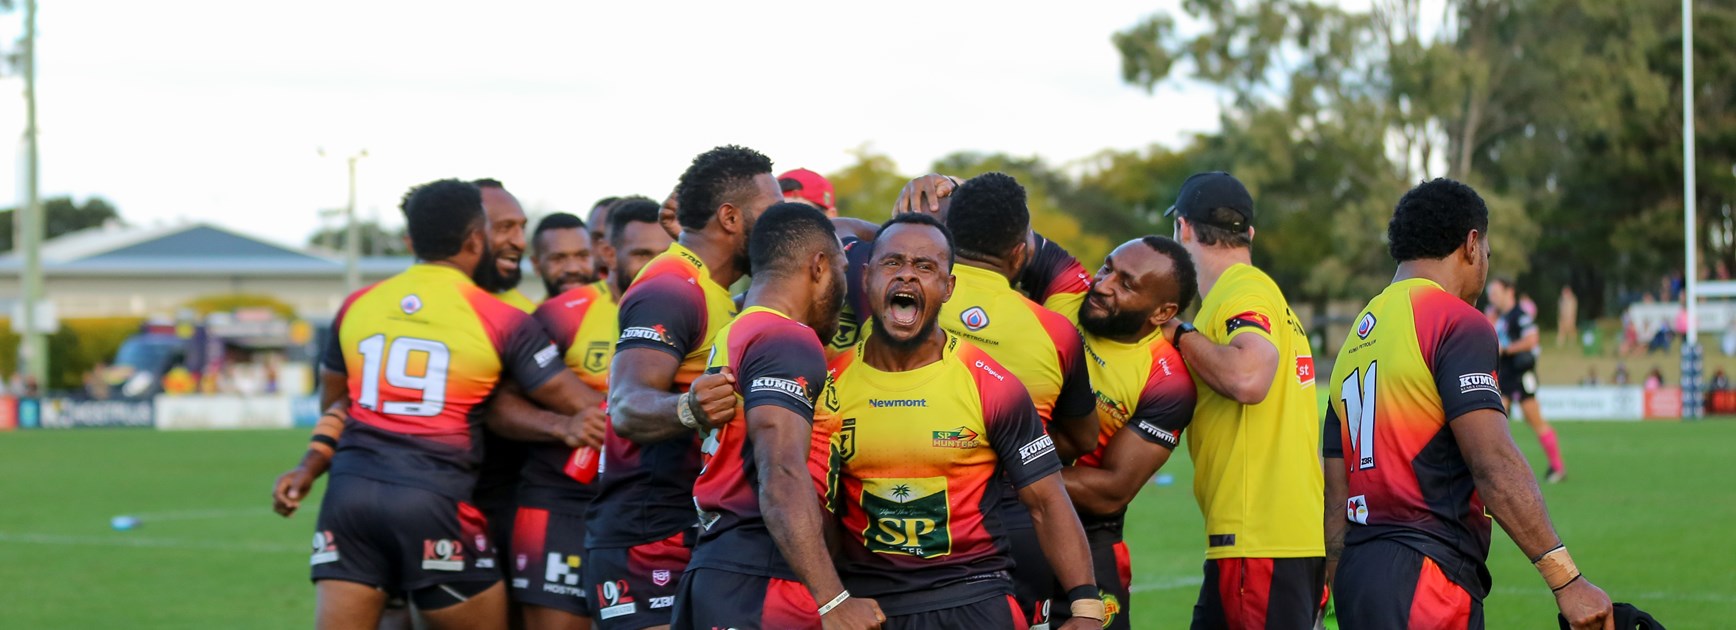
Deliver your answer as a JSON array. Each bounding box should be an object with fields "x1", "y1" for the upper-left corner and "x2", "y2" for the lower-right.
[{"x1": 952, "y1": 263, "x2": 1013, "y2": 290}]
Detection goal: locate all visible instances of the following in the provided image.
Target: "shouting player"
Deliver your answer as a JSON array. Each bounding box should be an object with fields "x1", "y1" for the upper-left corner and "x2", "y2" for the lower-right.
[
  {"x1": 675, "y1": 203, "x2": 884, "y2": 629},
  {"x1": 309, "y1": 179, "x2": 604, "y2": 630},
  {"x1": 818, "y1": 213, "x2": 1102, "y2": 630},
  {"x1": 1324, "y1": 179, "x2": 1612, "y2": 629},
  {"x1": 1162, "y1": 172, "x2": 1325, "y2": 629},
  {"x1": 591, "y1": 146, "x2": 781, "y2": 630},
  {"x1": 1046, "y1": 236, "x2": 1198, "y2": 629}
]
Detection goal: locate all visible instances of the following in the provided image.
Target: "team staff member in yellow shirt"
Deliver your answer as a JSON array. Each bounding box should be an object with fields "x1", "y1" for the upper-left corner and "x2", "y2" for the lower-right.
[{"x1": 1161, "y1": 172, "x2": 1325, "y2": 629}]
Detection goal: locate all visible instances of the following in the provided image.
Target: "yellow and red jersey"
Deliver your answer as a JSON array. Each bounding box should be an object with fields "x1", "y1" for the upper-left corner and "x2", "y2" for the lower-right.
[
  {"x1": 321, "y1": 264, "x2": 567, "y2": 501},
  {"x1": 939, "y1": 265, "x2": 1094, "y2": 423},
  {"x1": 690, "y1": 306, "x2": 829, "y2": 580},
  {"x1": 1017, "y1": 233, "x2": 1092, "y2": 313},
  {"x1": 1324, "y1": 278, "x2": 1507, "y2": 597},
  {"x1": 514, "y1": 281, "x2": 618, "y2": 512},
  {"x1": 496, "y1": 287, "x2": 539, "y2": 314},
  {"x1": 589, "y1": 243, "x2": 739, "y2": 548},
  {"x1": 815, "y1": 331, "x2": 1062, "y2": 616},
  {"x1": 1187, "y1": 263, "x2": 1323, "y2": 560}
]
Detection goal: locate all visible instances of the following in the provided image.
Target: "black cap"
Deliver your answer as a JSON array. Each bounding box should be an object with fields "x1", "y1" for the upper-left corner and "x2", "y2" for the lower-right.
[{"x1": 1164, "y1": 171, "x2": 1254, "y2": 232}]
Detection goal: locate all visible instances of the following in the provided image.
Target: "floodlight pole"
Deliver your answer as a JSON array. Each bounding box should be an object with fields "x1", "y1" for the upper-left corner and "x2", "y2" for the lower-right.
[
  {"x1": 17, "y1": 0, "x2": 46, "y2": 391},
  {"x1": 1682, "y1": 0, "x2": 1702, "y2": 419},
  {"x1": 343, "y1": 150, "x2": 367, "y2": 292}
]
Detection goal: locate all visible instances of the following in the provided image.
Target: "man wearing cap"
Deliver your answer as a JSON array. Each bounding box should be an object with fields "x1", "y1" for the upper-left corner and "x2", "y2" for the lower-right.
[
  {"x1": 1160, "y1": 172, "x2": 1325, "y2": 629},
  {"x1": 779, "y1": 168, "x2": 838, "y2": 218}
]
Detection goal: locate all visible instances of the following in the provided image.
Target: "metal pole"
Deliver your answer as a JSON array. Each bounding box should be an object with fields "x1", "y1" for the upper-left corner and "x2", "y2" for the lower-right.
[
  {"x1": 343, "y1": 152, "x2": 365, "y2": 291},
  {"x1": 18, "y1": 0, "x2": 45, "y2": 391},
  {"x1": 1682, "y1": 0, "x2": 1702, "y2": 419}
]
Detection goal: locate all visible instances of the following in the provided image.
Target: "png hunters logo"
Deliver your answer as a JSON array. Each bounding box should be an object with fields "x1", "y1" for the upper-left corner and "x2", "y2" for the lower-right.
[
  {"x1": 959, "y1": 306, "x2": 990, "y2": 331},
  {"x1": 931, "y1": 427, "x2": 981, "y2": 449},
  {"x1": 1356, "y1": 312, "x2": 1377, "y2": 339},
  {"x1": 1095, "y1": 390, "x2": 1131, "y2": 424},
  {"x1": 422, "y1": 539, "x2": 465, "y2": 571},
  {"x1": 310, "y1": 530, "x2": 339, "y2": 566}
]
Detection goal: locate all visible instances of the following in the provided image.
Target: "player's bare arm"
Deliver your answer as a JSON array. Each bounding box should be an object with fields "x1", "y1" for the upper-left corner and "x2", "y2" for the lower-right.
[
  {"x1": 893, "y1": 174, "x2": 959, "y2": 217},
  {"x1": 1452, "y1": 407, "x2": 1613, "y2": 630},
  {"x1": 1048, "y1": 404, "x2": 1101, "y2": 464},
  {"x1": 831, "y1": 217, "x2": 879, "y2": 243},
  {"x1": 1323, "y1": 455, "x2": 1348, "y2": 587},
  {"x1": 606, "y1": 348, "x2": 734, "y2": 443},
  {"x1": 1018, "y1": 473, "x2": 1103, "y2": 630},
  {"x1": 273, "y1": 371, "x2": 350, "y2": 517},
  {"x1": 1165, "y1": 320, "x2": 1279, "y2": 405},
  {"x1": 748, "y1": 404, "x2": 884, "y2": 630},
  {"x1": 483, "y1": 379, "x2": 606, "y2": 448},
  {"x1": 1062, "y1": 426, "x2": 1176, "y2": 516},
  {"x1": 1503, "y1": 326, "x2": 1541, "y2": 356}
]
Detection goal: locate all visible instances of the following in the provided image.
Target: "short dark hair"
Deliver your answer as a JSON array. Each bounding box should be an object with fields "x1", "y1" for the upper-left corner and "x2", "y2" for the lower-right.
[
  {"x1": 471, "y1": 178, "x2": 505, "y2": 190},
  {"x1": 945, "y1": 172, "x2": 1029, "y2": 260},
  {"x1": 749, "y1": 203, "x2": 838, "y2": 277},
  {"x1": 1388, "y1": 178, "x2": 1489, "y2": 262},
  {"x1": 400, "y1": 179, "x2": 484, "y2": 261},
  {"x1": 533, "y1": 212, "x2": 587, "y2": 251},
  {"x1": 1140, "y1": 235, "x2": 1198, "y2": 313},
  {"x1": 874, "y1": 212, "x2": 956, "y2": 268},
  {"x1": 1188, "y1": 208, "x2": 1253, "y2": 248},
  {"x1": 607, "y1": 198, "x2": 663, "y2": 246},
  {"x1": 592, "y1": 196, "x2": 620, "y2": 210},
  {"x1": 675, "y1": 145, "x2": 774, "y2": 231},
  {"x1": 1489, "y1": 275, "x2": 1516, "y2": 291},
  {"x1": 778, "y1": 177, "x2": 804, "y2": 193}
]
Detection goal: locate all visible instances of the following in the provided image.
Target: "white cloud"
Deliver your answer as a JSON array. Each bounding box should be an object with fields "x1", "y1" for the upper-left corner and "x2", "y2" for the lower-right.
[{"x1": 0, "y1": 0, "x2": 1218, "y2": 242}]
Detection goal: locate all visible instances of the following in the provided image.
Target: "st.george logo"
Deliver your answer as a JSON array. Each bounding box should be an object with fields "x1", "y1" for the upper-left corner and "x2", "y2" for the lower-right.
[{"x1": 960, "y1": 306, "x2": 990, "y2": 331}]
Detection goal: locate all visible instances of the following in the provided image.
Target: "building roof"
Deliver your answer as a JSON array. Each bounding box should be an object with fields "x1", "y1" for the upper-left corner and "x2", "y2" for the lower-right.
[{"x1": 0, "y1": 222, "x2": 412, "y2": 278}]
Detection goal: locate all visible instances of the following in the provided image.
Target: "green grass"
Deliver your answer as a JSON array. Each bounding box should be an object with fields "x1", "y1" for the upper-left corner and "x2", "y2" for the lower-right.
[{"x1": 1, "y1": 422, "x2": 1731, "y2": 628}]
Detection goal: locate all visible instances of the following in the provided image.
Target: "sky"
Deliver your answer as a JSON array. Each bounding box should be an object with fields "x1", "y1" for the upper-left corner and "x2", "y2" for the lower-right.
[{"x1": 0, "y1": 1, "x2": 1226, "y2": 249}]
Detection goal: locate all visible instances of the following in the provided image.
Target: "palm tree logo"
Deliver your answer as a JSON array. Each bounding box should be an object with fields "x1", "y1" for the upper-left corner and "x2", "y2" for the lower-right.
[{"x1": 891, "y1": 484, "x2": 912, "y2": 503}]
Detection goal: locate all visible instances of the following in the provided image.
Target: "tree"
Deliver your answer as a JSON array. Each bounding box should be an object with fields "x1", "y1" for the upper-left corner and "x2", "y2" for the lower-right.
[
  {"x1": 307, "y1": 220, "x2": 411, "y2": 257},
  {"x1": 827, "y1": 145, "x2": 910, "y2": 222},
  {"x1": 932, "y1": 152, "x2": 1115, "y2": 270},
  {"x1": 0, "y1": 196, "x2": 120, "y2": 252}
]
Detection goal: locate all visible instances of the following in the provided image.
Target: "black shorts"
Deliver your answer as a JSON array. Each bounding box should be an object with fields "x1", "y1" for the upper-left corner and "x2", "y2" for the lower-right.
[
  {"x1": 583, "y1": 530, "x2": 693, "y2": 630},
  {"x1": 880, "y1": 592, "x2": 1026, "y2": 630},
  {"x1": 670, "y1": 567, "x2": 819, "y2": 630},
  {"x1": 1191, "y1": 556, "x2": 1325, "y2": 630},
  {"x1": 510, "y1": 507, "x2": 590, "y2": 616},
  {"x1": 1052, "y1": 528, "x2": 1134, "y2": 630},
  {"x1": 1004, "y1": 525, "x2": 1056, "y2": 627},
  {"x1": 1498, "y1": 366, "x2": 1539, "y2": 402},
  {"x1": 1335, "y1": 539, "x2": 1483, "y2": 630},
  {"x1": 481, "y1": 503, "x2": 516, "y2": 575},
  {"x1": 310, "y1": 476, "x2": 501, "y2": 593}
]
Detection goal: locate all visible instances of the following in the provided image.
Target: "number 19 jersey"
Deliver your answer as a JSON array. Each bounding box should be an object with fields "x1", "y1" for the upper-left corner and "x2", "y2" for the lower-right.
[
  {"x1": 1324, "y1": 278, "x2": 1507, "y2": 596},
  {"x1": 322, "y1": 263, "x2": 568, "y2": 501}
]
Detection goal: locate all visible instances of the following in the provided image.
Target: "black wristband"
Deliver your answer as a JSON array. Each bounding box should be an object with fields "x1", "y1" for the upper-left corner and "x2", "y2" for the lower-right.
[
  {"x1": 310, "y1": 434, "x2": 338, "y2": 449},
  {"x1": 1550, "y1": 573, "x2": 1582, "y2": 593},
  {"x1": 685, "y1": 389, "x2": 709, "y2": 422},
  {"x1": 1066, "y1": 585, "x2": 1098, "y2": 603}
]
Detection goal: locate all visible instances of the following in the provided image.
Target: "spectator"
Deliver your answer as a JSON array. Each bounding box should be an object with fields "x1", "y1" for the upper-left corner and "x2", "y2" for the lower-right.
[
  {"x1": 1644, "y1": 367, "x2": 1665, "y2": 391},
  {"x1": 1711, "y1": 368, "x2": 1731, "y2": 392},
  {"x1": 777, "y1": 168, "x2": 838, "y2": 218},
  {"x1": 1722, "y1": 319, "x2": 1736, "y2": 357},
  {"x1": 1580, "y1": 367, "x2": 1599, "y2": 387},
  {"x1": 83, "y1": 362, "x2": 113, "y2": 400},
  {"x1": 1557, "y1": 285, "x2": 1579, "y2": 348},
  {"x1": 1612, "y1": 362, "x2": 1631, "y2": 385}
]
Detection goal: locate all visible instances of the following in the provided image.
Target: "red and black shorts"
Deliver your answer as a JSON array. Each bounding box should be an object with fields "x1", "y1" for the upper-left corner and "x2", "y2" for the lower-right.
[
  {"x1": 1335, "y1": 539, "x2": 1483, "y2": 630},
  {"x1": 509, "y1": 507, "x2": 590, "y2": 616},
  {"x1": 310, "y1": 475, "x2": 501, "y2": 595},
  {"x1": 1051, "y1": 528, "x2": 1134, "y2": 630},
  {"x1": 883, "y1": 593, "x2": 1027, "y2": 630},
  {"x1": 1003, "y1": 524, "x2": 1056, "y2": 627},
  {"x1": 1190, "y1": 556, "x2": 1325, "y2": 630},
  {"x1": 582, "y1": 530, "x2": 693, "y2": 630},
  {"x1": 670, "y1": 567, "x2": 819, "y2": 629}
]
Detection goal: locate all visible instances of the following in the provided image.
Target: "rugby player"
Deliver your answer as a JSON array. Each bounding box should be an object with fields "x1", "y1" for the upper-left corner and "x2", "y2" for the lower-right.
[
  {"x1": 676, "y1": 203, "x2": 884, "y2": 630},
  {"x1": 501, "y1": 204, "x2": 674, "y2": 630},
  {"x1": 1323, "y1": 178, "x2": 1612, "y2": 629},
  {"x1": 817, "y1": 213, "x2": 1102, "y2": 630},
  {"x1": 778, "y1": 167, "x2": 838, "y2": 217},
  {"x1": 932, "y1": 172, "x2": 1099, "y2": 626},
  {"x1": 1486, "y1": 276, "x2": 1567, "y2": 483},
  {"x1": 586, "y1": 196, "x2": 621, "y2": 281},
  {"x1": 530, "y1": 213, "x2": 597, "y2": 299},
  {"x1": 591, "y1": 146, "x2": 781, "y2": 630},
  {"x1": 1047, "y1": 236, "x2": 1199, "y2": 629},
  {"x1": 892, "y1": 173, "x2": 1090, "y2": 311},
  {"x1": 1161, "y1": 172, "x2": 1325, "y2": 628},
  {"x1": 473, "y1": 178, "x2": 538, "y2": 311},
  {"x1": 309, "y1": 179, "x2": 605, "y2": 630}
]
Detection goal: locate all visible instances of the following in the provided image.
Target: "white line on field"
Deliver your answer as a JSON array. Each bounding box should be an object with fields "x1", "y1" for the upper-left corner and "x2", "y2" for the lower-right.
[
  {"x1": 1128, "y1": 576, "x2": 1736, "y2": 605},
  {"x1": 128, "y1": 507, "x2": 273, "y2": 522},
  {"x1": 0, "y1": 531, "x2": 303, "y2": 554},
  {"x1": 1130, "y1": 576, "x2": 1203, "y2": 593}
]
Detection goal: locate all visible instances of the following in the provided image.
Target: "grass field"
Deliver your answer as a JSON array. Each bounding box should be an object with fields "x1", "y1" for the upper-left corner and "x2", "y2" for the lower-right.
[{"x1": 2, "y1": 422, "x2": 1732, "y2": 628}]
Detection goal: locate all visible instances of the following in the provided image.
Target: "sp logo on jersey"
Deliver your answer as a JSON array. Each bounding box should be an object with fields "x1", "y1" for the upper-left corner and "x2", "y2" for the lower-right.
[
  {"x1": 1356, "y1": 312, "x2": 1377, "y2": 339},
  {"x1": 960, "y1": 306, "x2": 990, "y2": 331}
]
